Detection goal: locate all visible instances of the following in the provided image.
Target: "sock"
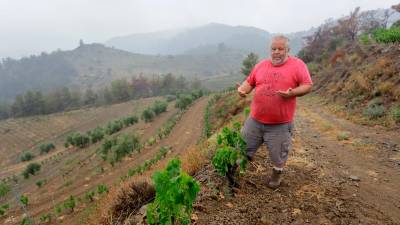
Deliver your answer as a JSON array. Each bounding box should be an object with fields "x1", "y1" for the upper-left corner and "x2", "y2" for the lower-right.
[{"x1": 273, "y1": 167, "x2": 283, "y2": 172}]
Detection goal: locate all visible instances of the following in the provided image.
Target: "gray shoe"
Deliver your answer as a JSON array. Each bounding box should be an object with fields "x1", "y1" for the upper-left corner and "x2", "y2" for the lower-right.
[{"x1": 267, "y1": 168, "x2": 283, "y2": 189}]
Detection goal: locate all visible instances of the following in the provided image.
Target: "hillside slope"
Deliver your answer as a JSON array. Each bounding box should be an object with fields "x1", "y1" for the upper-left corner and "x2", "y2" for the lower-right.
[
  {"x1": 192, "y1": 97, "x2": 400, "y2": 225},
  {"x1": 0, "y1": 43, "x2": 244, "y2": 100}
]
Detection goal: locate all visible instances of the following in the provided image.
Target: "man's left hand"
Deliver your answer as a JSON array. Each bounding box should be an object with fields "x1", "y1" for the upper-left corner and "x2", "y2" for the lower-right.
[{"x1": 276, "y1": 88, "x2": 293, "y2": 98}]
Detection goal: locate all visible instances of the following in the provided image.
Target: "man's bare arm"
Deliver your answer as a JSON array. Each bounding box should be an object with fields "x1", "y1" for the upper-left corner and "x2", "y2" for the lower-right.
[
  {"x1": 237, "y1": 81, "x2": 254, "y2": 97},
  {"x1": 276, "y1": 84, "x2": 312, "y2": 98}
]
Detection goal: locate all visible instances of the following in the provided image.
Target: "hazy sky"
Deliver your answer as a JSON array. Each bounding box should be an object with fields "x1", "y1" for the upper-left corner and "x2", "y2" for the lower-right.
[{"x1": 1, "y1": 0, "x2": 398, "y2": 59}]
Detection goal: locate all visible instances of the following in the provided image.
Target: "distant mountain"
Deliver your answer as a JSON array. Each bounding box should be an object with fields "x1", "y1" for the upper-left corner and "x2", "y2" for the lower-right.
[
  {"x1": 106, "y1": 23, "x2": 313, "y2": 57},
  {"x1": 0, "y1": 23, "x2": 314, "y2": 100},
  {"x1": 0, "y1": 43, "x2": 246, "y2": 100}
]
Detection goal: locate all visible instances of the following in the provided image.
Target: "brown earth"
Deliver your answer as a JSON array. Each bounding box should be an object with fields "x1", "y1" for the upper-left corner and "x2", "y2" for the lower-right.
[{"x1": 191, "y1": 98, "x2": 400, "y2": 225}]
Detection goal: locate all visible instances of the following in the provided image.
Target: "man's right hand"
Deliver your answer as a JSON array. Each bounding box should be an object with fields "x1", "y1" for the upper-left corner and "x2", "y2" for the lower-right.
[{"x1": 236, "y1": 82, "x2": 247, "y2": 97}]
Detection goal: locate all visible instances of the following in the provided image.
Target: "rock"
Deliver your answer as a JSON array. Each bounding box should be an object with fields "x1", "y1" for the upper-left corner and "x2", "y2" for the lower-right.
[
  {"x1": 225, "y1": 202, "x2": 234, "y2": 208},
  {"x1": 260, "y1": 214, "x2": 271, "y2": 225},
  {"x1": 191, "y1": 213, "x2": 198, "y2": 222},
  {"x1": 349, "y1": 175, "x2": 360, "y2": 181},
  {"x1": 292, "y1": 208, "x2": 302, "y2": 217}
]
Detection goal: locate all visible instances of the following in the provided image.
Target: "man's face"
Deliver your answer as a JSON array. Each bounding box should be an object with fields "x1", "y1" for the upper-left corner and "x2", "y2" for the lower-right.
[{"x1": 270, "y1": 39, "x2": 289, "y2": 66}]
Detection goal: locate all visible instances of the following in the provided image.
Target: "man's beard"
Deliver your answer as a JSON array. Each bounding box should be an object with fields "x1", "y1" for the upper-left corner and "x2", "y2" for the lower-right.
[{"x1": 271, "y1": 56, "x2": 286, "y2": 66}]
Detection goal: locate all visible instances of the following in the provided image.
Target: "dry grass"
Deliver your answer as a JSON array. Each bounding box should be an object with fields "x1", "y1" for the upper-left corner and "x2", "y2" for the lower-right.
[
  {"x1": 352, "y1": 71, "x2": 370, "y2": 91},
  {"x1": 89, "y1": 176, "x2": 154, "y2": 225}
]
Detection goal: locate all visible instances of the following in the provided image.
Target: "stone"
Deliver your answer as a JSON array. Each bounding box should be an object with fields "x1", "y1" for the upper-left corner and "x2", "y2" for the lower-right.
[{"x1": 349, "y1": 175, "x2": 360, "y2": 181}]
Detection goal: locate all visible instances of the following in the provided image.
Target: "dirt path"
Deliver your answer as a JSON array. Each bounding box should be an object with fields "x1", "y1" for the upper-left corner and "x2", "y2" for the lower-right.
[{"x1": 193, "y1": 99, "x2": 400, "y2": 225}]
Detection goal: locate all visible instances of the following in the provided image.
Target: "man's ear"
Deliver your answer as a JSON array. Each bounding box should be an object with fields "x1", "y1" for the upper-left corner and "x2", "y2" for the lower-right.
[{"x1": 287, "y1": 47, "x2": 291, "y2": 53}]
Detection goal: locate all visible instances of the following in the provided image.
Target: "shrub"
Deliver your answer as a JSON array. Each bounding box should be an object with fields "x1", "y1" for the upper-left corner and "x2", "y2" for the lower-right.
[
  {"x1": 97, "y1": 184, "x2": 108, "y2": 194},
  {"x1": 337, "y1": 132, "x2": 350, "y2": 141},
  {"x1": 212, "y1": 123, "x2": 248, "y2": 178},
  {"x1": 122, "y1": 115, "x2": 138, "y2": 126},
  {"x1": 21, "y1": 217, "x2": 34, "y2": 225},
  {"x1": 35, "y1": 179, "x2": 46, "y2": 188},
  {"x1": 65, "y1": 132, "x2": 90, "y2": 148},
  {"x1": 20, "y1": 152, "x2": 34, "y2": 162},
  {"x1": 142, "y1": 108, "x2": 155, "y2": 122},
  {"x1": 87, "y1": 127, "x2": 105, "y2": 143},
  {"x1": 54, "y1": 204, "x2": 62, "y2": 215},
  {"x1": 85, "y1": 191, "x2": 95, "y2": 202},
  {"x1": 63, "y1": 196, "x2": 76, "y2": 213},
  {"x1": 372, "y1": 27, "x2": 400, "y2": 43},
  {"x1": 20, "y1": 195, "x2": 28, "y2": 206},
  {"x1": 146, "y1": 159, "x2": 200, "y2": 225},
  {"x1": 105, "y1": 120, "x2": 124, "y2": 135},
  {"x1": 39, "y1": 213, "x2": 51, "y2": 222},
  {"x1": 175, "y1": 94, "x2": 193, "y2": 110},
  {"x1": 23, "y1": 163, "x2": 41, "y2": 179},
  {"x1": 152, "y1": 101, "x2": 168, "y2": 115},
  {"x1": 244, "y1": 107, "x2": 250, "y2": 117},
  {"x1": 39, "y1": 143, "x2": 55, "y2": 154},
  {"x1": 391, "y1": 106, "x2": 400, "y2": 123},
  {"x1": 0, "y1": 181, "x2": 10, "y2": 198},
  {"x1": 363, "y1": 105, "x2": 386, "y2": 119},
  {"x1": 0, "y1": 204, "x2": 9, "y2": 216},
  {"x1": 359, "y1": 33, "x2": 371, "y2": 45},
  {"x1": 112, "y1": 135, "x2": 141, "y2": 162}
]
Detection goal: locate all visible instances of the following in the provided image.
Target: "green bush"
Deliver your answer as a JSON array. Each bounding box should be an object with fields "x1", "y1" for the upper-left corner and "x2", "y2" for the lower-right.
[
  {"x1": 105, "y1": 120, "x2": 124, "y2": 135},
  {"x1": 54, "y1": 204, "x2": 62, "y2": 215},
  {"x1": 146, "y1": 159, "x2": 200, "y2": 225},
  {"x1": 391, "y1": 106, "x2": 400, "y2": 123},
  {"x1": 39, "y1": 143, "x2": 55, "y2": 154},
  {"x1": 21, "y1": 217, "x2": 34, "y2": 225},
  {"x1": 363, "y1": 98, "x2": 386, "y2": 119},
  {"x1": 0, "y1": 181, "x2": 10, "y2": 198},
  {"x1": 112, "y1": 134, "x2": 141, "y2": 162},
  {"x1": 175, "y1": 94, "x2": 193, "y2": 110},
  {"x1": 152, "y1": 101, "x2": 168, "y2": 115},
  {"x1": 122, "y1": 115, "x2": 139, "y2": 126},
  {"x1": 337, "y1": 132, "x2": 350, "y2": 141},
  {"x1": 63, "y1": 195, "x2": 76, "y2": 213},
  {"x1": 244, "y1": 107, "x2": 250, "y2": 117},
  {"x1": 97, "y1": 184, "x2": 108, "y2": 194},
  {"x1": 359, "y1": 33, "x2": 371, "y2": 45},
  {"x1": 87, "y1": 127, "x2": 105, "y2": 143},
  {"x1": 372, "y1": 27, "x2": 400, "y2": 43},
  {"x1": 363, "y1": 105, "x2": 386, "y2": 119},
  {"x1": 0, "y1": 204, "x2": 9, "y2": 216},
  {"x1": 212, "y1": 123, "x2": 248, "y2": 176},
  {"x1": 20, "y1": 152, "x2": 34, "y2": 162},
  {"x1": 66, "y1": 132, "x2": 90, "y2": 148},
  {"x1": 142, "y1": 108, "x2": 155, "y2": 122},
  {"x1": 39, "y1": 213, "x2": 51, "y2": 222},
  {"x1": 35, "y1": 179, "x2": 46, "y2": 188},
  {"x1": 23, "y1": 163, "x2": 41, "y2": 179},
  {"x1": 20, "y1": 195, "x2": 29, "y2": 206},
  {"x1": 85, "y1": 191, "x2": 95, "y2": 202}
]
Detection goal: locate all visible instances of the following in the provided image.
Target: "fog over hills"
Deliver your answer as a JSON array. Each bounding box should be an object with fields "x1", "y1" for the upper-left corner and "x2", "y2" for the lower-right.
[
  {"x1": 0, "y1": 23, "x2": 313, "y2": 101},
  {"x1": 106, "y1": 23, "x2": 312, "y2": 57}
]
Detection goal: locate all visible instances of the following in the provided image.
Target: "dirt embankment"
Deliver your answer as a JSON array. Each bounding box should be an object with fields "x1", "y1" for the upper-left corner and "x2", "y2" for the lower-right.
[{"x1": 192, "y1": 98, "x2": 400, "y2": 225}]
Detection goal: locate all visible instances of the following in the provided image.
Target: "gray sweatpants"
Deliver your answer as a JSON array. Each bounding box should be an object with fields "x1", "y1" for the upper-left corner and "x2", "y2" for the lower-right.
[{"x1": 241, "y1": 117, "x2": 294, "y2": 166}]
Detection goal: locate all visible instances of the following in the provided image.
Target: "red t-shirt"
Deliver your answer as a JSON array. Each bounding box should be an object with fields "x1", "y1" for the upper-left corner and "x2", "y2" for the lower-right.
[{"x1": 246, "y1": 56, "x2": 312, "y2": 124}]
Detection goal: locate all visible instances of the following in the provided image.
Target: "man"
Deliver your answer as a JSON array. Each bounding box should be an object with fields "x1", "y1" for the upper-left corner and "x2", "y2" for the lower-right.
[{"x1": 236, "y1": 35, "x2": 313, "y2": 189}]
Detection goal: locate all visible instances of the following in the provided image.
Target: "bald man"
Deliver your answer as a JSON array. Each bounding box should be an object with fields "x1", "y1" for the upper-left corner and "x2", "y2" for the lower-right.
[{"x1": 236, "y1": 35, "x2": 313, "y2": 189}]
